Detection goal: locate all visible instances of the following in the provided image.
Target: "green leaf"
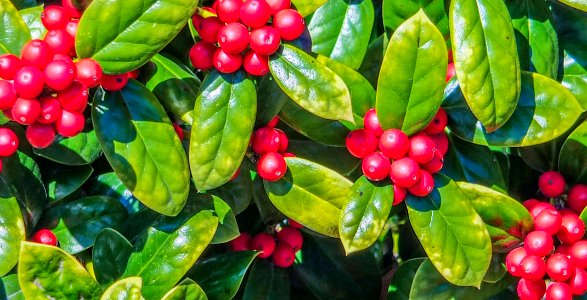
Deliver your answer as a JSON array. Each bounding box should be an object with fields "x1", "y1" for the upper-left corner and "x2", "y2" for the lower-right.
[
  {"x1": 0, "y1": 273, "x2": 24, "y2": 300},
  {"x1": 264, "y1": 157, "x2": 352, "y2": 238},
  {"x1": 376, "y1": 10, "x2": 447, "y2": 135},
  {"x1": 358, "y1": 34, "x2": 387, "y2": 88},
  {"x1": 209, "y1": 167, "x2": 253, "y2": 215},
  {"x1": 308, "y1": 0, "x2": 374, "y2": 69},
  {"x1": 406, "y1": 174, "x2": 492, "y2": 287},
  {"x1": 444, "y1": 72, "x2": 584, "y2": 146},
  {"x1": 287, "y1": 139, "x2": 360, "y2": 176},
  {"x1": 252, "y1": 175, "x2": 285, "y2": 224},
  {"x1": 387, "y1": 258, "x2": 426, "y2": 300},
  {"x1": 255, "y1": 75, "x2": 288, "y2": 126},
  {"x1": 0, "y1": 0, "x2": 30, "y2": 55},
  {"x1": 43, "y1": 164, "x2": 93, "y2": 203},
  {"x1": 339, "y1": 176, "x2": 394, "y2": 254},
  {"x1": 507, "y1": 0, "x2": 559, "y2": 79},
  {"x1": 18, "y1": 5, "x2": 45, "y2": 40},
  {"x1": 458, "y1": 182, "x2": 533, "y2": 252},
  {"x1": 144, "y1": 54, "x2": 200, "y2": 124},
  {"x1": 0, "y1": 177, "x2": 25, "y2": 277},
  {"x1": 93, "y1": 228, "x2": 133, "y2": 287},
  {"x1": 161, "y1": 278, "x2": 207, "y2": 300},
  {"x1": 34, "y1": 129, "x2": 102, "y2": 165},
  {"x1": 269, "y1": 44, "x2": 353, "y2": 123},
  {"x1": 188, "y1": 251, "x2": 258, "y2": 300},
  {"x1": 559, "y1": 120, "x2": 587, "y2": 184},
  {"x1": 122, "y1": 209, "x2": 217, "y2": 300},
  {"x1": 18, "y1": 242, "x2": 101, "y2": 299},
  {"x1": 290, "y1": 0, "x2": 328, "y2": 17},
  {"x1": 243, "y1": 259, "x2": 290, "y2": 300},
  {"x1": 38, "y1": 196, "x2": 128, "y2": 254},
  {"x1": 75, "y1": 0, "x2": 200, "y2": 73},
  {"x1": 382, "y1": 0, "x2": 449, "y2": 37},
  {"x1": 100, "y1": 277, "x2": 143, "y2": 300},
  {"x1": 93, "y1": 80, "x2": 190, "y2": 216},
  {"x1": 190, "y1": 71, "x2": 256, "y2": 191},
  {"x1": 208, "y1": 195, "x2": 240, "y2": 244},
  {"x1": 449, "y1": 0, "x2": 521, "y2": 131},
  {"x1": 85, "y1": 172, "x2": 143, "y2": 215},
  {"x1": 561, "y1": 41, "x2": 587, "y2": 110},
  {"x1": 559, "y1": 0, "x2": 587, "y2": 12}
]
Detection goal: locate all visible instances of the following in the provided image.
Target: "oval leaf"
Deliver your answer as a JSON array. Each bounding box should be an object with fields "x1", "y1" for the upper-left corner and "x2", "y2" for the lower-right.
[
  {"x1": 387, "y1": 258, "x2": 426, "y2": 300},
  {"x1": 0, "y1": 0, "x2": 30, "y2": 55},
  {"x1": 287, "y1": 139, "x2": 360, "y2": 176},
  {"x1": 0, "y1": 177, "x2": 25, "y2": 277},
  {"x1": 19, "y1": 5, "x2": 45, "y2": 40},
  {"x1": 264, "y1": 157, "x2": 353, "y2": 238},
  {"x1": 34, "y1": 129, "x2": 102, "y2": 165},
  {"x1": 382, "y1": 0, "x2": 449, "y2": 37},
  {"x1": 269, "y1": 44, "x2": 353, "y2": 122},
  {"x1": 376, "y1": 10, "x2": 447, "y2": 135},
  {"x1": 93, "y1": 80, "x2": 190, "y2": 216},
  {"x1": 243, "y1": 259, "x2": 290, "y2": 300},
  {"x1": 406, "y1": 174, "x2": 492, "y2": 287},
  {"x1": 0, "y1": 273, "x2": 24, "y2": 300},
  {"x1": 43, "y1": 164, "x2": 93, "y2": 203},
  {"x1": 161, "y1": 278, "x2": 207, "y2": 300},
  {"x1": 101, "y1": 277, "x2": 143, "y2": 300},
  {"x1": 291, "y1": 0, "x2": 328, "y2": 17},
  {"x1": 561, "y1": 42, "x2": 587, "y2": 110},
  {"x1": 559, "y1": 0, "x2": 587, "y2": 12},
  {"x1": 450, "y1": 0, "x2": 521, "y2": 131},
  {"x1": 559, "y1": 120, "x2": 587, "y2": 184},
  {"x1": 93, "y1": 228, "x2": 133, "y2": 286},
  {"x1": 86, "y1": 172, "x2": 143, "y2": 215},
  {"x1": 189, "y1": 70, "x2": 256, "y2": 191},
  {"x1": 75, "y1": 0, "x2": 199, "y2": 73},
  {"x1": 209, "y1": 170, "x2": 253, "y2": 215}
]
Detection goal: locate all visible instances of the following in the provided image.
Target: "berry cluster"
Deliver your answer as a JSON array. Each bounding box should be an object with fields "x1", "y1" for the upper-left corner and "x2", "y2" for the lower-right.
[
  {"x1": 251, "y1": 116, "x2": 293, "y2": 181},
  {"x1": 507, "y1": 171, "x2": 587, "y2": 299},
  {"x1": 230, "y1": 219, "x2": 303, "y2": 268},
  {"x1": 345, "y1": 108, "x2": 449, "y2": 203},
  {"x1": 189, "y1": 0, "x2": 305, "y2": 75}
]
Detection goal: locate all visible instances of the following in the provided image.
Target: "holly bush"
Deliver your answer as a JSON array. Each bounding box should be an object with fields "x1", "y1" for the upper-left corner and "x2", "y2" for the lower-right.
[{"x1": 0, "y1": 0, "x2": 587, "y2": 299}]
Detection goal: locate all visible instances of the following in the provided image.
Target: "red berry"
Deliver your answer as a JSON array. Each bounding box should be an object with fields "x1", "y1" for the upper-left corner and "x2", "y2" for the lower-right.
[
  {"x1": 197, "y1": 17, "x2": 224, "y2": 43},
  {"x1": 173, "y1": 123, "x2": 184, "y2": 140},
  {"x1": 265, "y1": 0, "x2": 290, "y2": 14},
  {"x1": 409, "y1": 135, "x2": 436, "y2": 164},
  {"x1": 287, "y1": 219, "x2": 303, "y2": 229},
  {"x1": 363, "y1": 108, "x2": 383, "y2": 137},
  {"x1": 26, "y1": 123, "x2": 56, "y2": 149},
  {"x1": 282, "y1": 152, "x2": 295, "y2": 157},
  {"x1": 192, "y1": 14, "x2": 204, "y2": 29},
  {"x1": 546, "y1": 253, "x2": 574, "y2": 282},
  {"x1": 62, "y1": 0, "x2": 82, "y2": 18},
  {"x1": 379, "y1": 129, "x2": 409, "y2": 159},
  {"x1": 252, "y1": 127, "x2": 280, "y2": 154},
  {"x1": 524, "y1": 231, "x2": 553, "y2": 257},
  {"x1": 429, "y1": 132, "x2": 448, "y2": 156},
  {"x1": 21, "y1": 40, "x2": 53, "y2": 69},
  {"x1": 571, "y1": 240, "x2": 587, "y2": 269},
  {"x1": 31, "y1": 229, "x2": 58, "y2": 246},
  {"x1": 567, "y1": 184, "x2": 587, "y2": 213},
  {"x1": 267, "y1": 116, "x2": 279, "y2": 128},
  {"x1": 0, "y1": 80, "x2": 16, "y2": 109},
  {"x1": 422, "y1": 151, "x2": 444, "y2": 174},
  {"x1": 0, "y1": 128, "x2": 19, "y2": 157},
  {"x1": 517, "y1": 278, "x2": 546, "y2": 300},
  {"x1": 557, "y1": 213, "x2": 585, "y2": 244},
  {"x1": 393, "y1": 185, "x2": 407, "y2": 205},
  {"x1": 240, "y1": 0, "x2": 272, "y2": 28},
  {"x1": 556, "y1": 244, "x2": 572, "y2": 256},
  {"x1": 345, "y1": 129, "x2": 378, "y2": 158},
  {"x1": 41, "y1": 6, "x2": 69, "y2": 30},
  {"x1": 2, "y1": 108, "x2": 14, "y2": 121},
  {"x1": 13, "y1": 67, "x2": 45, "y2": 99},
  {"x1": 520, "y1": 255, "x2": 546, "y2": 281},
  {"x1": 546, "y1": 282, "x2": 573, "y2": 300},
  {"x1": 230, "y1": 232, "x2": 252, "y2": 251},
  {"x1": 243, "y1": 50, "x2": 269, "y2": 76},
  {"x1": 277, "y1": 227, "x2": 303, "y2": 251},
  {"x1": 12, "y1": 98, "x2": 41, "y2": 125},
  {"x1": 189, "y1": 42, "x2": 217, "y2": 71},
  {"x1": 44, "y1": 29, "x2": 74, "y2": 55},
  {"x1": 213, "y1": 48, "x2": 243, "y2": 73},
  {"x1": 38, "y1": 95, "x2": 62, "y2": 124},
  {"x1": 44, "y1": 59, "x2": 76, "y2": 91},
  {"x1": 57, "y1": 81, "x2": 88, "y2": 112},
  {"x1": 273, "y1": 9, "x2": 305, "y2": 41},
  {"x1": 408, "y1": 170, "x2": 434, "y2": 197},
  {"x1": 257, "y1": 152, "x2": 287, "y2": 181},
  {"x1": 251, "y1": 232, "x2": 276, "y2": 258},
  {"x1": 529, "y1": 202, "x2": 555, "y2": 219},
  {"x1": 446, "y1": 62, "x2": 455, "y2": 83},
  {"x1": 506, "y1": 246, "x2": 528, "y2": 277},
  {"x1": 0, "y1": 54, "x2": 23, "y2": 80},
  {"x1": 362, "y1": 151, "x2": 391, "y2": 182},
  {"x1": 390, "y1": 157, "x2": 421, "y2": 188},
  {"x1": 272, "y1": 243, "x2": 295, "y2": 268},
  {"x1": 424, "y1": 108, "x2": 448, "y2": 135},
  {"x1": 65, "y1": 19, "x2": 79, "y2": 39},
  {"x1": 249, "y1": 27, "x2": 281, "y2": 56},
  {"x1": 100, "y1": 74, "x2": 128, "y2": 91},
  {"x1": 539, "y1": 171, "x2": 566, "y2": 198},
  {"x1": 56, "y1": 110, "x2": 84, "y2": 137},
  {"x1": 217, "y1": 0, "x2": 242, "y2": 23},
  {"x1": 275, "y1": 129, "x2": 288, "y2": 153},
  {"x1": 569, "y1": 267, "x2": 587, "y2": 295},
  {"x1": 75, "y1": 58, "x2": 103, "y2": 88},
  {"x1": 534, "y1": 209, "x2": 562, "y2": 235},
  {"x1": 523, "y1": 199, "x2": 542, "y2": 211},
  {"x1": 218, "y1": 23, "x2": 250, "y2": 54}
]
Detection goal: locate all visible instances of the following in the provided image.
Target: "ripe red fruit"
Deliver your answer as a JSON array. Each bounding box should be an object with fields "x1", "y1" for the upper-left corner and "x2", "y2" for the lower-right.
[
  {"x1": 75, "y1": 58, "x2": 103, "y2": 88},
  {"x1": 240, "y1": 0, "x2": 272, "y2": 28},
  {"x1": 568, "y1": 184, "x2": 587, "y2": 213},
  {"x1": 556, "y1": 244, "x2": 572, "y2": 256},
  {"x1": 362, "y1": 152, "x2": 391, "y2": 181},
  {"x1": 57, "y1": 81, "x2": 88, "y2": 112},
  {"x1": 249, "y1": 27, "x2": 281, "y2": 56},
  {"x1": 273, "y1": 9, "x2": 305, "y2": 41},
  {"x1": 393, "y1": 185, "x2": 407, "y2": 205},
  {"x1": 213, "y1": 48, "x2": 243, "y2": 73},
  {"x1": 38, "y1": 95, "x2": 62, "y2": 124},
  {"x1": 0, "y1": 54, "x2": 23, "y2": 80},
  {"x1": 379, "y1": 129, "x2": 409, "y2": 159},
  {"x1": 41, "y1": 6, "x2": 69, "y2": 30},
  {"x1": 243, "y1": 50, "x2": 269, "y2": 76},
  {"x1": 520, "y1": 255, "x2": 546, "y2": 281},
  {"x1": 267, "y1": 116, "x2": 279, "y2": 128},
  {"x1": 0, "y1": 81, "x2": 16, "y2": 109},
  {"x1": 288, "y1": 218, "x2": 303, "y2": 229},
  {"x1": 21, "y1": 40, "x2": 53, "y2": 69},
  {"x1": 546, "y1": 282, "x2": 572, "y2": 300},
  {"x1": 100, "y1": 74, "x2": 128, "y2": 91},
  {"x1": 390, "y1": 157, "x2": 421, "y2": 188},
  {"x1": 251, "y1": 232, "x2": 276, "y2": 258},
  {"x1": 275, "y1": 129, "x2": 288, "y2": 153},
  {"x1": 56, "y1": 110, "x2": 84, "y2": 137},
  {"x1": 517, "y1": 278, "x2": 546, "y2": 300},
  {"x1": 523, "y1": 198, "x2": 541, "y2": 211},
  {"x1": 257, "y1": 152, "x2": 287, "y2": 181},
  {"x1": 265, "y1": 0, "x2": 290, "y2": 14},
  {"x1": 26, "y1": 123, "x2": 56, "y2": 149},
  {"x1": 539, "y1": 171, "x2": 566, "y2": 198},
  {"x1": 12, "y1": 98, "x2": 41, "y2": 125},
  {"x1": 272, "y1": 243, "x2": 295, "y2": 268},
  {"x1": 230, "y1": 232, "x2": 252, "y2": 251},
  {"x1": 173, "y1": 123, "x2": 184, "y2": 140},
  {"x1": 408, "y1": 170, "x2": 434, "y2": 197},
  {"x1": 218, "y1": 23, "x2": 250, "y2": 54},
  {"x1": 409, "y1": 135, "x2": 437, "y2": 164},
  {"x1": 569, "y1": 268, "x2": 587, "y2": 295},
  {"x1": 346, "y1": 129, "x2": 378, "y2": 158},
  {"x1": 524, "y1": 230, "x2": 553, "y2": 257},
  {"x1": 277, "y1": 227, "x2": 303, "y2": 251},
  {"x1": 189, "y1": 42, "x2": 217, "y2": 71},
  {"x1": 424, "y1": 108, "x2": 448, "y2": 135},
  {"x1": 571, "y1": 241, "x2": 587, "y2": 269},
  {"x1": 30, "y1": 229, "x2": 58, "y2": 246},
  {"x1": 506, "y1": 246, "x2": 528, "y2": 277},
  {"x1": 534, "y1": 209, "x2": 562, "y2": 235},
  {"x1": 429, "y1": 132, "x2": 448, "y2": 156},
  {"x1": 13, "y1": 66, "x2": 45, "y2": 98},
  {"x1": 62, "y1": 0, "x2": 82, "y2": 18},
  {"x1": 557, "y1": 213, "x2": 586, "y2": 244},
  {"x1": 217, "y1": 0, "x2": 242, "y2": 23},
  {"x1": 197, "y1": 17, "x2": 224, "y2": 43},
  {"x1": 422, "y1": 151, "x2": 444, "y2": 174},
  {"x1": 363, "y1": 108, "x2": 384, "y2": 137},
  {"x1": 0, "y1": 128, "x2": 19, "y2": 157},
  {"x1": 252, "y1": 127, "x2": 280, "y2": 154},
  {"x1": 546, "y1": 253, "x2": 574, "y2": 282},
  {"x1": 44, "y1": 29, "x2": 74, "y2": 55},
  {"x1": 446, "y1": 62, "x2": 455, "y2": 83},
  {"x1": 65, "y1": 19, "x2": 79, "y2": 39},
  {"x1": 44, "y1": 59, "x2": 76, "y2": 90},
  {"x1": 529, "y1": 202, "x2": 555, "y2": 219}
]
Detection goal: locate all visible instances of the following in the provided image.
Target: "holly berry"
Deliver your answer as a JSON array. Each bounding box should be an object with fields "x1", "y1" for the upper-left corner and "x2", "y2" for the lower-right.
[
  {"x1": 272, "y1": 243, "x2": 295, "y2": 268},
  {"x1": 524, "y1": 230, "x2": 554, "y2": 257},
  {"x1": 21, "y1": 39, "x2": 53, "y2": 69},
  {"x1": 230, "y1": 232, "x2": 252, "y2": 251},
  {"x1": 265, "y1": 0, "x2": 290, "y2": 14},
  {"x1": 363, "y1": 108, "x2": 384, "y2": 137},
  {"x1": 12, "y1": 98, "x2": 41, "y2": 125},
  {"x1": 26, "y1": 123, "x2": 55, "y2": 149},
  {"x1": 571, "y1": 241, "x2": 587, "y2": 269},
  {"x1": 62, "y1": 0, "x2": 83, "y2": 18},
  {"x1": 517, "y1": 278, "x2": 546, "y2": 300},
  {"x1": 196, "y1": 17, "x2": 224, "y2": 43},
  {"x1": 251, "y1": 232, "x2": 276, "y2": 258},
  {"x1": 41, "y1": 6, "x2": 69, "y2": 30},
  {"x1": 345, "y1": 129, "x2": 378, "y2": 158},
  {"x1": 0, "y1": 80, "x2": 16, "y2": 109},
  {"x1": 100, "y1": 74, "x2": 128, "y2": 91},
  {"x1": 557, "y1": 213, "x2": 585, "y2": 244},
  {"x1": 38, "y1": 95, "x2": 62, "y2": 124},
  {"x1": 44, "y1": 59, "x2": 76, "y2": 90},
  {"x1": 275, "y1": 129, "x2": 288, "y2": 153},
  {"x1": 534, "y1": 209, "x2": 562, "y2": 235},
  {"x1": 506, "y1": 246, "x2": 528, "y2": 277},
  {"x1": 429, "y1": 132, "x2": 448, "y2": 156},
  {"x1": 56, "y1": 110, "x2": 85, "y2": 137},
  {"x1": 218, "y1": 23, "x2": 250, "y2": 54},
  {"x1": 173, "y1": 123, "x2": 184, "y2": 140},
  {"x1": 546, "y1": 253, "x2": 574, "y2": 282},
  {"x1": 408, "y1": 135, "x2": 436, "y2": 164},
  {"x1": 288, "y1": 218, "x2": 303, "y2": 229},
  {"x1": 257, "y1": 152, "x2": 287, "y2": 181},
  {"x1": 546, "y1": 282, "x2": 573, "y2": 300},
  {"x1": 446, "y1": 62, "x2": 455, "y2": 83},
  {"x1": 568, "y1": 184, "x2": 587, "y2": 213},
  {"x1": 252, "y1": 127, "x2": 280, "y2": 154},
  {"x1": 190, "y1": 42, "x2": 217, "y2": 71},
  {"x1": 65, "y1": 19, "x2": 79, "y2": 39},
  {"x1": 217, "y1": 0, "x2": 242, "y2": 23},
  {"x1": 0, "y1": 128, "x2": 19, "y2": 157},
  {"x1": 57, "y1": 81, "x2": 88, "y2": 112},
  {"x1": 277, "y1": 227, "x2": 303, "y2": 251},
  {"x1": 538, "y1": 171, "x2": 566, "y2": 198},
  {"x1": 243, "y1": 50, "x2": 269, "y2": 76},
  {"x1": 393, "y1": 185, "x2": 407, "y2": 205},
  {"x1": 408, "y1": 170, "x2": 434, "y2": 197},
  {"x1": 0, "y1": 54, "x2": 23, "y2": 80},
  {"x1": 267, "y1": 116, "x2": 279, "y2": 128},
  {"x1": 240, "y1": 0, "x2": 272, "y2": 29},
  {"x1": 379, "y1": 129, "x2": 409, "y2": 159},
  {"x1": 422, "y1": 151, "x2": 444, "y2": 174},
  {"x1": 273, "y1": 9, "x2": 305, "y2": 41},
  {"x1": 424, "y1": 108, "x2": 447, "y2": 135},
  {"x1": 390, "y1": 157, "x2": 421, "y2": 188},
  {"x1": 250, "y1": 27, "x2": 281, "y2": 56},
  {"x1": 213, "y1": 48, "x2": 243, "y2": 73},
  {"x1": 13, "y1": 66, "x2": 45, "y2": 98},
  {"x1": 361, "y1": 152, "x2": 391, "y2": 181},
  {"x1": 75, "y1": 58, "x2": 103, "y2": 88},
  {"x1": 569, "y1": 268, "x2": 587, "y2": 296},
  {"x1": 30, "y1": 229, "x2": 58, "y2": 246},
  {"x1": 529, "y1": 202, "x2": 555, "y2": 219},
  {"x1": 520, "y1": 255, "x2": 547, "y2": 281},
  {"x1": 44, "y1": 29, "x2": 74, "y2": 55}
]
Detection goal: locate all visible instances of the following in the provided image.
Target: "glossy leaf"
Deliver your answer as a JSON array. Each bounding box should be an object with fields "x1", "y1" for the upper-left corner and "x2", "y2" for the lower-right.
[
  {"x1": 358, "y1": 34, "x2": 387, "y2": 88},
  {"x1": 34, "y1": 129, "x2": 102, "y2": 166},
  {"x1": 18, "y1": 242, "x2": 101, "y2": 299},
  {"x1": 287, "y1": 139, "x2": 360, "y2": 176},
  {"x1": 376, "y1": 10, "x2": 447, "y2": 135},
  {"x1": 243, "y1": 259, "x2": 290, "y2": 300},
  {"x1": 255, "y1": 75, "x2": 288, "y2": 126},
  {"x1": 100, "y1": 277, "x2": 143, "y2": 300},
  {"x1": 161, "y1": 278, "x2": 207, "y2": 300},
  {"x1": 0, "y1": 0, "x2": 29, "y2": 55},
  {"x1": 308, "y1": 0, "x2": 374, "y2": 69},
  {"x1": 0, "y1": 274, "x2": 23, "y2": 300},
  {"x1": 559, "y1": 0, "x2": 587, "y2": 12},
  {"x1": 209, "y1": 168, "x2": 253, "y2": 215},
  {"x1": 269, "y1": 44, "x2": 353, "y2": 122},
  {"x1": 188, "y1": 251, "x2": 258, "y2": 300},
  {"x1": 559, "y1": 120, "x2": 587, "y2": 184},
  {"x1": 86, "y1": 172, "x2": 143, "y2": 215},
  {"x1": 382, "y1": 0, "x2": 449, "y2": 37},
  {"x1": 43, "y1": 164, "x2": 93, "y2": 203},
  {"x1": 75, "y1": 0, "x2": 200, "y2": 73},
  {"x1": 387, "y1": 258, "x2": 426, "y2": 300},
  {"x1": 449, "y1": 0, "x2": 521, "y2": 131},
  {"x1": 339, "y1": 176, "x2": 394, "y2": 254},
  {"x1": 561, "y1": 41, "x2": 587, "y2": 110},
  {"x1": 444, "y1": 72, "x2": 584, "y2": 146},
  {"x1": 208, "y1": 195, "x2": 240, "y2": 244},
  {"x1": 291, "y1": 0, "x2": 328, "y2": 17},
  {"x1": 190, "y1": 71, "x2": 256, "y2": 191},
  {"x1": 93, "y1": 80, "x2": 190, "y2": 216},
  {"x1": 264, "y1": 157, "x2": 352, "y2": 238},
  {"x1": 406, "y1": 174, "x2": 492, "y2": 287},
  {"x1": 252, "y1": 175, "x2": 285, "y2": 224},
  {"x1": 93, "y1": 228, "x2": 133, "y2": 286},
  {"x1": 0, "y1": 177, "x2": 25, "y2": 277},
  {"x1": 18, "y1": 5, "x2": 44, "y2": 40}
]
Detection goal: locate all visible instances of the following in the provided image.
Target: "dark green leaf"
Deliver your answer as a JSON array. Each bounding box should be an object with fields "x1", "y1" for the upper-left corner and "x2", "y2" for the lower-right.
[
  {"x1": 161, "y1": 278, "x2": 207, "y2": 300},
  {"x1": 559, "y1": 120, "x2": 587, "y2": 184},
  {"x1": 43, "y1": 164, "x2": 93, "y2": 203},
  {"x1": 93, "y1": 228, "x2": 133, "y2": 287},
  {"x1": 358, "y1": 34, "x2": 387, "y2": 88},
  {"x1": 518, "y1": 140, "x2": 562, "y2": 172},
  {"x1": 243, "y1": 259, "x2": 290, "y2": 300},
  {"x1": 0, "y1": 177, "x2": 25, "y2": 277},
  {"x1": 18, "y1": 5, "x2": 44, "y2": 40},
  {"x1": 208, "y1": 195, "x2": 240, "y2": 244},
  {"x1": 290, "y1": 0, "x2": 328, "y2": 16},
  {"x1": 382, "y1": 0, "x2": 449, "y2": 37},
  {"x1": 387, "y1": 258, "x2": 426, "y2": 300},
  {"x1": 0, "y1": 273, "x2": 24, "y2": 300},
  {"x1": 255, "y1": 75, "x2": 288, "y2": 126},
  {"x1": 11, "y1": 0, "x2": 37, "y2": 10},
  {"x1": 100, "y1": 277, "x2": 142, "y2": 300},
  {"x1": 209, "y1": 166, "x2": 253, "y2": 215},
  {"x1": 0, "y1": 0, "x2": 29, "y2": 55},
  {"x1": 34, "y1": 128, "x2": 102, "y2": 165},
  {"x1": 561, "y1": 41, "x2": 587, "y2": 110},
  {"x1": 85, "y1": 172, "x2": 143, "y2": 215},
  {"x1": 484, "y1": 254, "x2": 507, "y2": 283},
  {"x1": 252, "y1": 175, "x2": 285, "y2": 224},
  {"x1": 287, "y1": 139, "x2": 360, "y2": 176}
]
